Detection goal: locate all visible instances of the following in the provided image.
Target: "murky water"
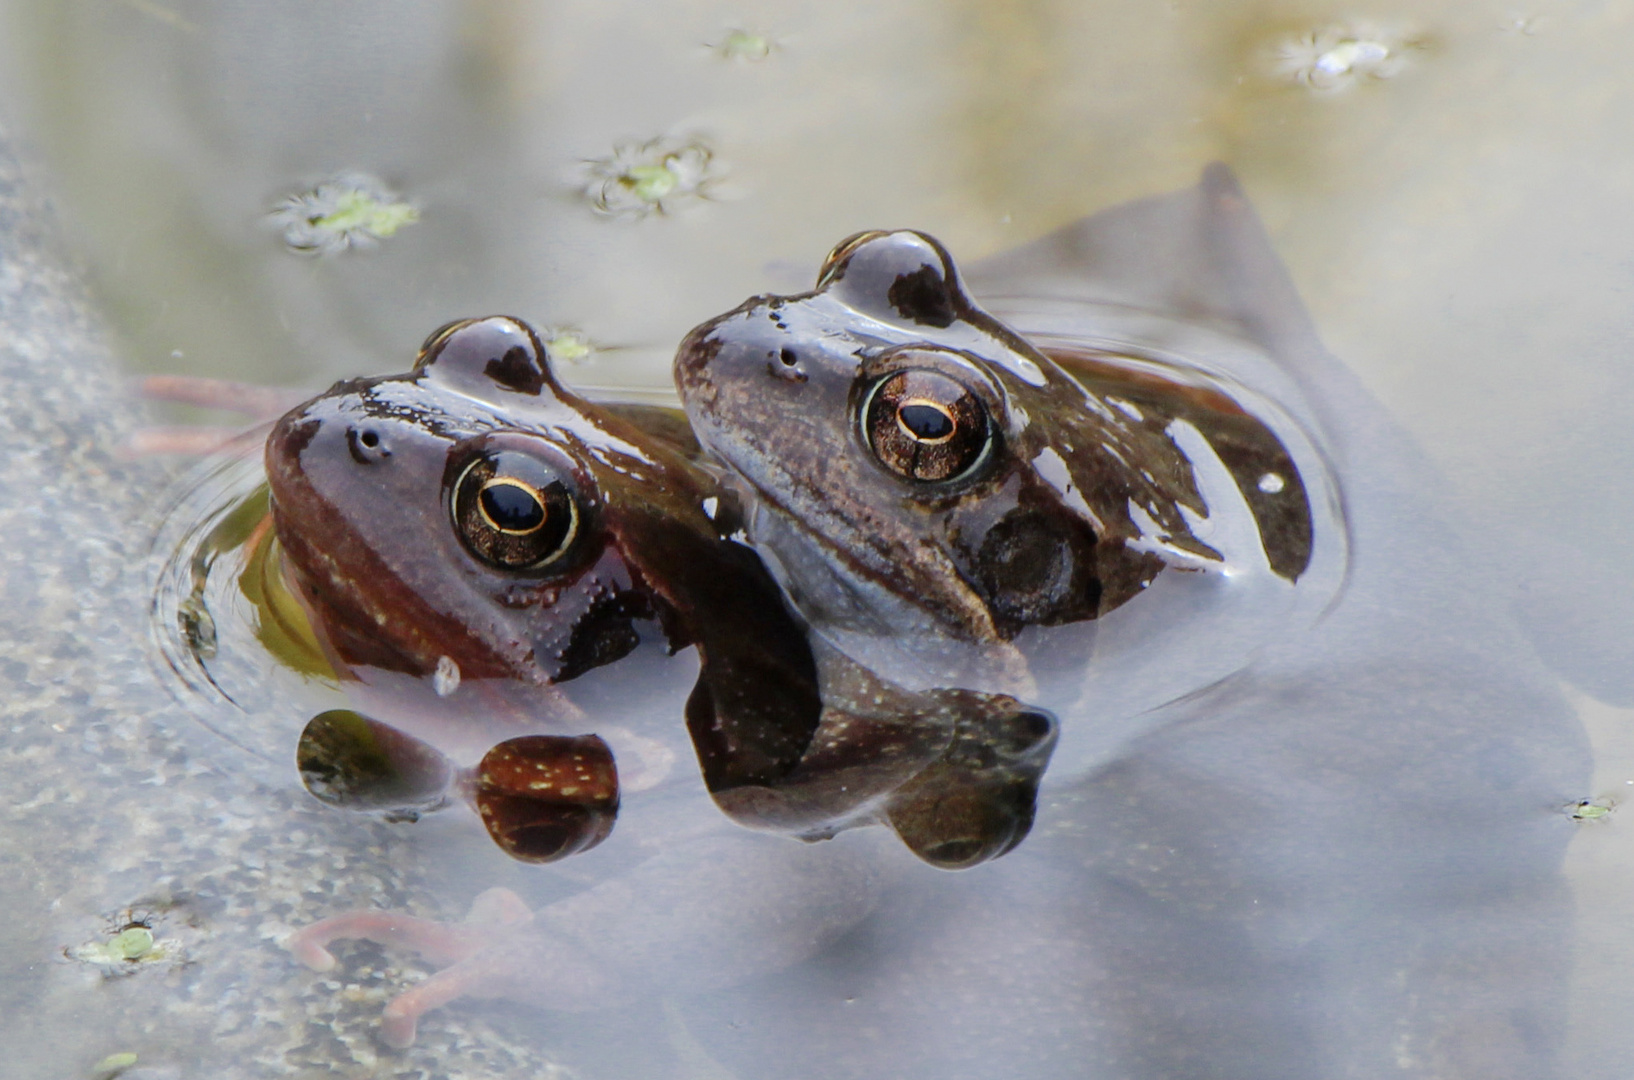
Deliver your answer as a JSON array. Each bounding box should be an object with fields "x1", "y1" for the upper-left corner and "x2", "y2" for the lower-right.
[{"x1": 1, "y1": 0, "x2": 1632, "y2": 1077}]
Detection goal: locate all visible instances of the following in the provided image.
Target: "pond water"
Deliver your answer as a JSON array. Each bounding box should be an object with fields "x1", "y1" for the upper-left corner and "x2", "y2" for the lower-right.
[{"x1": 1, "y1": 1, "x2": 1631, "y2": 1078}]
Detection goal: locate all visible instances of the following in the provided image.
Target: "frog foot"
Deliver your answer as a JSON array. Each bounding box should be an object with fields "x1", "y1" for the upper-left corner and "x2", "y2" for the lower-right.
[{"x1": 289, "y1": 886, "x2": 533, "y2": 1047}]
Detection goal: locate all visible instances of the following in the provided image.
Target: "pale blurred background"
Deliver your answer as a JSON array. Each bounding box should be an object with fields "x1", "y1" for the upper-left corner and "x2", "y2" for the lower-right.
[{"x1": 1, "y1": 0, "x2": 1631, "y2": 1072}]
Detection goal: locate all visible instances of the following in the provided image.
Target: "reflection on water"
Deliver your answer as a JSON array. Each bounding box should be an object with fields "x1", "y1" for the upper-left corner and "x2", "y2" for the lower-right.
[{"x1": 0, "y1": 0, "x2": 1632, "y2": 1076}]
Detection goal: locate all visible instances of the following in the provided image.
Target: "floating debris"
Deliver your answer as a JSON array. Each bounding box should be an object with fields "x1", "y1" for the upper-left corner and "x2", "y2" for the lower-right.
[
  {"x1": 580, "y1": 138, "x2": 721, "y2": 218},
  {"x1": 117, "y1": 0, "x2": 197, "y2": 33},
  {"x1": 542, "y1": 327, "x2": 595, "y2": 366},
  {"x1": 1268, "y1": 24, "x2": 1421, "y2": 92},
  {"x1": 711, "y1": 28, "x2": 775, "y2": 61},
  {"x1": 66, "y1": 917, "x2": 184, "y2": 975},
  {"x1": 1498, "y1": 13, "x2": 1548, "y2": 35},
  {"x1": 1568, "y1": 797, "x2": 1616, "y2": 822},
  {"x1": 91, "y1": 1053, "x2": 141, "y2": 1080},
  {"x1": 432, "y1": 655, "x2": 461, "y2": 698},
  {"x1": 269, "y1": 173, "x2": 419, "y2": 256}
]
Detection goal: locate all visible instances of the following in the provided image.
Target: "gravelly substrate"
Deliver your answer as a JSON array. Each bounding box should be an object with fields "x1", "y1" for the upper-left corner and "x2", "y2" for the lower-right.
[{"x1": 0, "y1": 127, "x2": 575, "y2": 1080}]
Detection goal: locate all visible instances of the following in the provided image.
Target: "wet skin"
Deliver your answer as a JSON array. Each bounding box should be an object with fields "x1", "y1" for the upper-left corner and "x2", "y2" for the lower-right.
[
  {"x1": 675, "y1": 227, "x2": 1318, "y2": 700},
  {"x1": 267, "y1": 316, "x2": 1057, "y2": 1046}
]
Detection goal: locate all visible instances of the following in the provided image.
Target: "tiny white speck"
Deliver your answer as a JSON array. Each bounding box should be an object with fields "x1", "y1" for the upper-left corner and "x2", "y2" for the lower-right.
[
  {"x1": 702, "y1": 497, "x2": 719, "y2": 519},
  {"x1": 1257, "y1": 472, "x2": 1286, "y2": 494},
  {"x1": 1110, "y1": 398, "x2": 1144, "y2": 422},
  {"x1": 433, "y1": 656, "x2": 461, "y2": 697}
]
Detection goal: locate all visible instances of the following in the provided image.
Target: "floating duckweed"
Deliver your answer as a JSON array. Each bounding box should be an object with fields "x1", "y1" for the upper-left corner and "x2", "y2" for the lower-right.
[
  {"x1": 91, "y1": 1053, "x2": 140, "y2": 1079},
  {"x1": 581, "y1": 138, "x2": 720, "y2": 218},
  {"x1": 269, "y1": 173, "x2": 419, "y2": 256},
  {"x1": 112, "y1": 925, "x2": 155, "y2": 960},
  {"x1": 714, "y1": 29, "x2": 774, "y2": 61},
  {"x1": 67, "y1": 920, "x2": 175, "y2": 973},
  {"x1": 1269, "y1": 24, "x2": 1420, "y2": 91},
  {"x1": 1569, "y1": 798, "x2": 1615, "y2": 821},
  {"x1": 542, "y1": 329, "x2": 594, "y2": 366}
]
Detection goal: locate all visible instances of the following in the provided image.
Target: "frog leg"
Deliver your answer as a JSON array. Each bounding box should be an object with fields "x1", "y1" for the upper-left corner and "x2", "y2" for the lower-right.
[
  {"x1": 140, "y1": 374, "x2": 307, "y2": 418},
  {"x1": 289, "y1": 886, "x2": 531, "y2": 976},
  {"x1": 127, "y1": 424, "x2": 272, "y2": 456},
  {"x1": 131, "y1": 374, "x2": 306, "y2": 456}
]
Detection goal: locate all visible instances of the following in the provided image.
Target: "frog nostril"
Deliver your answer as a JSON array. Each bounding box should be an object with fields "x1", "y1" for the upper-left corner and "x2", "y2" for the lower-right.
[
  {"x1": 347, "y1": 427, "x2": 390, "y2": 464},
  {"x1": 779, "y1": 347, "x2": 798, "y2": 367}
]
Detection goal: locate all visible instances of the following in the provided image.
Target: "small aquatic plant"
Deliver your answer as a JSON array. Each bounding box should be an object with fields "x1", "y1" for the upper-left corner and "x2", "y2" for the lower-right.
[
  {"x1": 1568, "y1": 797, "x2": 1616, "y2": 821},
  {"x1": 1268, "y1": 23, "x2": 1422, "y2": 92},
  {"x1": 710, "y1": 28, "x2": 775, "y2": 61},
  {"x1": 580, "y1": 138, "x2": 720, "y2": 218},
  {"x1": 541, "y1": 327, "x2": 595, "y2": 365},
  {"x1": 91, "y1": 1053, "x2": 141, "y2": 1080},
  {"x1": 269, "y1": 173, "x2": 419, "y2": 256},
  {"x1": 66, "y1": 917, "x2": 183, "y2": 975}
]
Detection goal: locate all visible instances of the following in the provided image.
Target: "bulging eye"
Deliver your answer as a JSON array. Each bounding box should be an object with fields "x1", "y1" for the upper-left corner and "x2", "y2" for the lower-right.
[
  {"x1": 862, "y1": 368, "x2": 992, "y2": 482},
  {"x1": 452, "y1": 449, "x2": 582, "y2": 570},
  {"x1": 416, "y1": 318, "x2": 474, "y2": 367},
  {"x1": 813, "y1": 230, "x2": 962, "y2": 328},
  {"x1": 814, "y1": 230, "x2": 890, "y2": 290}
]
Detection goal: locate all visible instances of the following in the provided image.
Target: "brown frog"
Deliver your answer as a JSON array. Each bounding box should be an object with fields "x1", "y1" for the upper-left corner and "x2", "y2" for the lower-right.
[
  {"x1": 265, "y1": 314, "x2": 822, "y2": 806},
  {"x1": 674, "y1": 227, "x2": 1341, "y2": 767}
]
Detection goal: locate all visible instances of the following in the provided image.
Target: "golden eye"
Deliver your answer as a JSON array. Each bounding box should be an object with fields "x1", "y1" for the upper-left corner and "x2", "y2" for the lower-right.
[
  {"x1": 452, "y1": 451, "x2": 580, "y2": 570},
  {"x1": 862, "y1": 369, "x2": 992, "y2": 482}
]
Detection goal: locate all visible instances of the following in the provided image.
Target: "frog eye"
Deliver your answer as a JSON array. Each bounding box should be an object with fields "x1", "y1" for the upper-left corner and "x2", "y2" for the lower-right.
[
  {"x1": 862, "y1": 368, "x2": 993, "y2": 482},
  {"x1": 451, "y1": 449, "x2": 582, "y2": 570},
  {"x1": 814, "y1": 230, "x2": 964, "y2": 329}
]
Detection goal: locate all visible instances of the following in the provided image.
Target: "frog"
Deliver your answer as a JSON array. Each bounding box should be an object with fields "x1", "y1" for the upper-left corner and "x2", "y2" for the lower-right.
[
  {"x1": 264, "y1": 314, "x2": 824, "y2": 802},
  {"x1": 665, "y1": 165, "x2": 1590, "y2": 1079},
  {"x1": 674, "y1": 211, "x2": 1347, "y2": 777},
  {"x1": 265, "y1": 314, "x2": 1059, "y2": 1048}
]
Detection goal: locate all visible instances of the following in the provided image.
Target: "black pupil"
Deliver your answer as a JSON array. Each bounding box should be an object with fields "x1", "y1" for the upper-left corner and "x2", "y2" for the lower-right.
[
  {"x1": 480, "y1": 483, "x2": 545, "y2": 533},
  {"x1": 899, "y1": 403, "x2": 954, "y2": 441}
]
